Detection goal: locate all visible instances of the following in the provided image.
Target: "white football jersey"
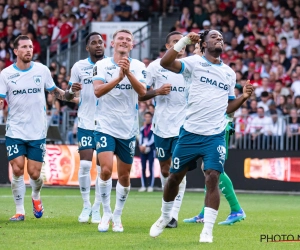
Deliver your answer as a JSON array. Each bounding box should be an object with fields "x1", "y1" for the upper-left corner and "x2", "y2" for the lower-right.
[
  {"x1": 92, "y1": 57, "x2": 146, "y2": 139},
  {"x1": 146, "y1": 58, "x2": 186, "y2": 138},
  {"x1": 0, "y1": 62, "x2": 56, "y2": 140},
  {"x1": 180, "y1": 55, "x2": 236, "y2": 135},
  {"x1": 69, "y1": 57, "x2": 98, "y2": 131}
]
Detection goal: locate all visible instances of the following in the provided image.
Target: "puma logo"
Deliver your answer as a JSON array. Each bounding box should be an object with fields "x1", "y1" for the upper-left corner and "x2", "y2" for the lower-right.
[{"x1": 107, "y1": 72, "x2": 113, "y2": 77}]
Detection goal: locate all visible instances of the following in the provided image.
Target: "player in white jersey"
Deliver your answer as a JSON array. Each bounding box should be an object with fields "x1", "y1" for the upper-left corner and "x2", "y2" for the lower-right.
[
  {"x1": 92, "y1": 29, "x2": 146, "y2": 232},
  {"x1": 0, "y1": 35, "x2": 81, "y2": 221},
  {"x1": 139, "y1": 31, "x2": 191, "y2": 228},
  {"x1": 68, "y1": 32, "x2": 105, "y2": 224},
  {"x1": 149, "y1": 30, "x2": 254, "y2": 242}
]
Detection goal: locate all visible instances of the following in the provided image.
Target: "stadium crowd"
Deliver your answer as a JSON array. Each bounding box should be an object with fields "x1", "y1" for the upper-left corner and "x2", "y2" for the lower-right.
[{"x1": 0, "y1": 0, "x2": 299, "y2": 148}]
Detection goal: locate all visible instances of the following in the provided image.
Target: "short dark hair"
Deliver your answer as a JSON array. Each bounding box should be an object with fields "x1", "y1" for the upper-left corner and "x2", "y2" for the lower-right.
[
  {"x1": 165, "y1": 31, "x2": 182, "y2": 44},
  {"x1": 144, "y1": 111, "x2": 153, "y2": 117},
  {"x1": 13, "y1": 35, "x2": 30, "y2": 49},
  {"x1": 86, "y1": 32, "x2": 102, "y2": 45}
]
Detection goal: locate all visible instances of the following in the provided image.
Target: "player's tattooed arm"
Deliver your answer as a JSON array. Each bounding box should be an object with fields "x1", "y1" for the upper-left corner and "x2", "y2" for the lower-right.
[{"x1": 50, "y1": 83, "x2": 82, "y2": 101}]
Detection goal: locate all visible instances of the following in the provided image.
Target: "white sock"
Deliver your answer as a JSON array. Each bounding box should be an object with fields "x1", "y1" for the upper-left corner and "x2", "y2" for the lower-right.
[
  {"x1": 161, "y1": 199, "x2": 173, "y2": 221},
  {"x1": 171, "y1": 176, "x2": 186, "y2": 221},
  {"x1": 99, "y1": 177, "x2": 112, "y2": 214},
  {"x1": 202, "y1": 207, "x2": 218, "y2": 236},
  {"x1": 113, "y1": 181, "x2": 130, "y2": 218},
  {"x1": 30, "y1": 176, "x2": 43, "y2": 200},
  {"x1": 11, "y1": 175, "x2": 26, "y2": 214},
  {"x1": 78, "y1": 160, "x2": 92, "y2": 208},
  {"x1": 92, "y1": 165, "x2": 101, "y2": 211},
  {"x1": 160, "y1": 172, "x2": 168, "y2": 189}
]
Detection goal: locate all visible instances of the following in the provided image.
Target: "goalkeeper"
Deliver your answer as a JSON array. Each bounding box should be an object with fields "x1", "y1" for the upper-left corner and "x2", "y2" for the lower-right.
[{"x1": 183, "y1": 114, "x2": 246, "y2": 225}]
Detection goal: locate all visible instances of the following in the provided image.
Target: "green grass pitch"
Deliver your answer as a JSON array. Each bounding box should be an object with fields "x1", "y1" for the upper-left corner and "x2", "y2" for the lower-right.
[{"x1": 0, "y1": 187, "x2": 299, "y2": 250}]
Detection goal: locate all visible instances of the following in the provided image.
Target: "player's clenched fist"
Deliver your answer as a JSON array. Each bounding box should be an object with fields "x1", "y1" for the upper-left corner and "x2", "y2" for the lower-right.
[
  {"x1": 71, "y1": 82, "x2": 82, "y2": 92},
  {"x1": 243, "y1": 80, "x2": 254, "y2": 99},
  {"x1": 158, "y1": 83, "x2": 171, "y2": 95},
  {"x1": 186, "y1": 32, "x2": 201, "y2": 44}
]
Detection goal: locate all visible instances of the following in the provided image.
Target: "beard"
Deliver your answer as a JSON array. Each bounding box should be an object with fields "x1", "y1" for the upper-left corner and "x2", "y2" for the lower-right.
[
  {"x1": 94, "y1": 53, "x2": 104, "y2": 59},
  {"x1": 21, "y1": 55, "x2": 32, "y2": 63},
  {"x1": 214, "y1": 47, "x2": 223, "y2": 54}
]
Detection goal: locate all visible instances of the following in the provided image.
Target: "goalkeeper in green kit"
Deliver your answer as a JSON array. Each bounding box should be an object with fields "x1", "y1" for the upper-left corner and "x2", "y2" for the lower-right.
[{"x1": 183, "y1": 114, "x2": 246, "y2": 225}]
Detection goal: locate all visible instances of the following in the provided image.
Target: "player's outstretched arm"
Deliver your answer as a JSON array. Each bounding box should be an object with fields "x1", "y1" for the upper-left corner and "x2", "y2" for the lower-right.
[
  {"x1": 227, "y1": 81, "x2": 254, "y2": 114},
  {"x1": 119, "y1": 58, "x2": 146, "y2": 96},
  {"x1": 160, "y1": 32, "x2": 200, "y2": 73},
  {"x1": 138, "y1": 84, "x2": 171, "y2": 101}
]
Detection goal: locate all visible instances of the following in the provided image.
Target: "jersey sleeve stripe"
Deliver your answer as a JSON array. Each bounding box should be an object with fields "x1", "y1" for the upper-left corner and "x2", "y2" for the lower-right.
[
  {"x1": 0, "y1": 94, "x2": 6, "y2": 98},
  {"x1": 92, "y1": 77, "x2": 105, "y2": 82},
  {"x1": 228, "y1": 96, "x2": 236, "y2": 100},
  {"x1": 46, "y1": 86, "x2": 56, "y2": 92},
  {"x1": 139, "y1": 80, "x2": 146, "y2": 83},
  {"x1": 68, "y1": 81, "x2": 73, "y2": 86},
  {"x1": 178, "y1": 61, "x2": 185, "y2": 74}
]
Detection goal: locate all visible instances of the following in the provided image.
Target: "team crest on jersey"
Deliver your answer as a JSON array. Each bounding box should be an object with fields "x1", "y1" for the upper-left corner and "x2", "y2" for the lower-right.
[
  {"x1": 33, "y1": 75, "x2": 42, "y2": 86},
  {"x1": 93, "y1": 66, "x2": 97, "y2": 76}
]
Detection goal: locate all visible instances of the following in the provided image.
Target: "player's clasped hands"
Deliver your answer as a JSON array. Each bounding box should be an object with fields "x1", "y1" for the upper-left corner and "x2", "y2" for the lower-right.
[
  {"x1": 243, "y1": 80, "x2": 254, "y2": 99},
  {"x1": 118, "y1": 57, "x2": 130, "y2": 75},
  {"x1": 158, "y1": 83, "x2": 172, "y2": 95}
]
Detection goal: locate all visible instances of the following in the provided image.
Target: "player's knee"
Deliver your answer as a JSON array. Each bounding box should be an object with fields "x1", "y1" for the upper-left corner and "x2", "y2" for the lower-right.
[
  {"x1": 29, "y1": 171, "x2": 41, "y2": 180},
  {"x1": 168, "y1": 173, "x2": 182, "y2": 187},
  {"x1": 100, "y1": 166, "x2": 112, "y2": 179},
  {"x1": 160, "y1": 163, "x2": 170, "y2": 177},
  {"x1": 205, "y1": 170, "x2": 219, "y2": 186},
  {"x1": 11, "y1": 163, "x2": 24, "y2": 176},
  {"x1": 118, "y1": 173, "x2": 130, "y2": 185}
]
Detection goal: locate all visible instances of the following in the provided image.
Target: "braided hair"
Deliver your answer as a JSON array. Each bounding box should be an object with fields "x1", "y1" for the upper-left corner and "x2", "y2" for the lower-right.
[{"x1": 199, "y1": 29, "x2": 211, "y2": 53}]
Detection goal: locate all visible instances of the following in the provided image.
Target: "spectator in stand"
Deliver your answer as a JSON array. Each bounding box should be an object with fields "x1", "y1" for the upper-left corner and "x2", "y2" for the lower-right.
[
  {"x1": 127, "y1": 0, "x2": 140, "y2": 21},
  {"x1": 294, "y1": 96, "x2": 300, "y2": 114},
  {"x1": 138, "y1": 112, "x2": 155, "y2": 192},
  {"x1": 114, "y1": 0, "x2": 132, "y2": 21},
  {"x1": 291, "y1": 77, "x2": 300, "y2": 97},
  {"x1": 246, "y1": 107, "x2": 273, "y2": 147},
  {"x1": 142, "y1": 57, "x2": 151, "y2": 67},
  {"x1": 273, "y1": 80, "x2": 290, "y2": 105},
  {"x1": 37, "y1": 26, "x2": 51, "y2": 64},
  {"x1": 20, "y1": 15, "x2": 36, "y2": 37},
  {"x1": 13, "y1": 19, "x2": 21, "y2": 36},
  {"x1": 100, "y1": 0, "x2": 114, "y2": 21},
  {"x1": 27, "y1": 32, "x2": 41, "y2": 61},
  {"x1": 287, "y1": 108, "x2": 300, "y2": 149},
  {"x1": 258, "y1": 91, "x2": 271, "y2": 112},
  {"x1": 192, "y1": 5, "x2": 208, "y2": 29}
]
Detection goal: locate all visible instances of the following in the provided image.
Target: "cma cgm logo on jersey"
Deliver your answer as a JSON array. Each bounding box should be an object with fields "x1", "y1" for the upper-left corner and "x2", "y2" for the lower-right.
[
  {"x1": 83, "y1": 78, "x2": 93, "y2": 84},
  {"x1": 200, "y1": 76, "x2": 229, "y2": 90}
]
